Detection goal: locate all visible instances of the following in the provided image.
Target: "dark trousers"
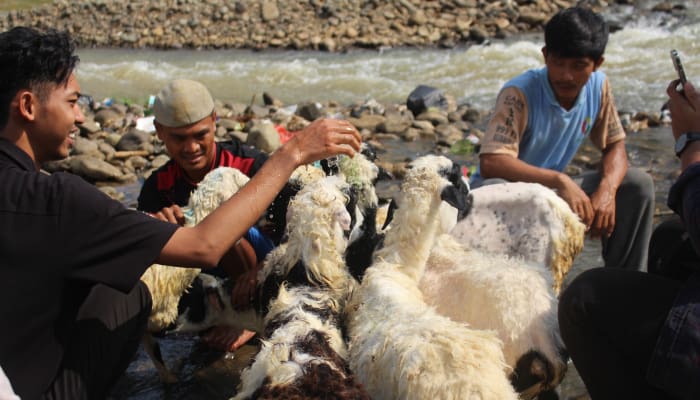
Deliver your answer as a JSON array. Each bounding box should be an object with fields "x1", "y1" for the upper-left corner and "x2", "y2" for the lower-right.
[
  {"x1": 42, "y1": 282, "x2": 152, "y2": 400},
  {"x1": 558, "y1": 268, "x2": 680, "y2": 400},
  {"x1": 575, "y1": 167, "x2": 655, "y2": 271},
  {"x1": 648, "y1": 216, "x2": 700, "y2": 280}
]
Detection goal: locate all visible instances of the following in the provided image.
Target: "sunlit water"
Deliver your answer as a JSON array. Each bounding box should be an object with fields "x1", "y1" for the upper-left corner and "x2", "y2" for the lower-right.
[
  {"x1": 81, "y1": 13, "x2": 699, "y2": 400},
  {"x1": 76, "y1": 20, "x2": 700, "y2": 114}
]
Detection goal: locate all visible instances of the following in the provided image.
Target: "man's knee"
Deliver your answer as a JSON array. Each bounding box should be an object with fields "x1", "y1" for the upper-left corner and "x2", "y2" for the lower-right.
[
  {"x1": 559, "y1": 268, "x2": 606, "y2": 328},
  {"x1": 621, "y1": 168, "x2": 654, "y2": 200}
]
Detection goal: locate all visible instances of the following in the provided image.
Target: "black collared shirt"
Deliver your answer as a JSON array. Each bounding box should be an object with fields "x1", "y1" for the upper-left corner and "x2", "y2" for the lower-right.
[{"x1": 0, "y1": 139, "x2": 177, "y2": 399}]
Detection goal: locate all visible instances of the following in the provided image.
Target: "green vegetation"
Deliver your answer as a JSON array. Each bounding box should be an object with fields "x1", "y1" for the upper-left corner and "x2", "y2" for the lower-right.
[{"x1": 0, "y1": 0, "x2": 51, "y2": 12}]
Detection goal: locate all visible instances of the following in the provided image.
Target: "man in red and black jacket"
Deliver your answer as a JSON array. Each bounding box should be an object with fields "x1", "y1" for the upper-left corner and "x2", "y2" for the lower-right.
[{"x1": 137, "y1": 79, "x2": 273, "y2": 351}]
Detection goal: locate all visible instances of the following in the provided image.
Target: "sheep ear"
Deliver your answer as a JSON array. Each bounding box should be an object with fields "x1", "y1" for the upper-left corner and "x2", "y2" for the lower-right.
[
  {"x1": 382, "y1": 198, "x2": 398, "y2": 230},
  {"x1": 375, "y1": 166, "x2": 394, "y2": 181},
  {"x1": 440, "y1": 185, "x2": 472, "y2": 220}
]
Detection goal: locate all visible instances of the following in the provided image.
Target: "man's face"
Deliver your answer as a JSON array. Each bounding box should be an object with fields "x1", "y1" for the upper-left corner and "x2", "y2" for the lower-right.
[
  {"x1": 156, "y1": 113, "x2": 217, "y2": 182},
  {"x1": 31, "y1": 73, "x2": 85, "y2": 163},
  {"x1": 542, "y1": 48, "x2": 603, "y2": 109}
]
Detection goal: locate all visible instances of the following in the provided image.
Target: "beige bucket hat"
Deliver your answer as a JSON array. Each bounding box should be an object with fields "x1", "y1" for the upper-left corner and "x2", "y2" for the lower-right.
[{"x1": 153, "y1": 79, "x2": 215, "y2": 128}]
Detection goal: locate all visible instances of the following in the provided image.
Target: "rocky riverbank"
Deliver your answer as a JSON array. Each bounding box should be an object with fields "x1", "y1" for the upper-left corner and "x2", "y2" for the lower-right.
[
  {"x1": 44, "y1": 86, "x2": 670, "y2": 210},
  {"x1": 0, "y1": 0, "x2": 687, "y2": 51}
]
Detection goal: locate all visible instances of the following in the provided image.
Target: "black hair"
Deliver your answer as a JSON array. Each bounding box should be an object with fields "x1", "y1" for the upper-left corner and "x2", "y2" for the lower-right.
[
  {"x1": 0, "y1": 27, "x2": 79, "y2": 129},
  {"x1": 544, "y1": 7, "x2": 608, "y2": 61}
]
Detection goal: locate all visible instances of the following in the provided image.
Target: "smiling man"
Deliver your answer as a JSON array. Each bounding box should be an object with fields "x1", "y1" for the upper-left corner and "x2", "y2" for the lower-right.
[
  {"x1": 138, "y1": 79, "x2": 275, "y2": 351},
  {"x1": 0, "y1": 27, "x2": 361, "y2": 399},
  {"x1": 471, "y1": 6, "x2": 654, "y2": 272}
]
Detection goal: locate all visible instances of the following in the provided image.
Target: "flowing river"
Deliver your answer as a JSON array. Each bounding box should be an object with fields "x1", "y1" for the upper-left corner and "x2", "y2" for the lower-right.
[{"x1": 94, "y1": 9, "x2": 700, "y2": 400}]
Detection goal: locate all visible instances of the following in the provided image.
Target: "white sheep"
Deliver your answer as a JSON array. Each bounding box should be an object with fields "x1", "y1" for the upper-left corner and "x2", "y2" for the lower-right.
[
  {"x1": 448, "y1": 181, "x2": 585, "y2": 293},
  {"x1": 139, "y1": 166, "x2": 251, "y2": 383},
  {"x1": 421, "y1": 235, "x2": 567, "y2": 398},
  {"x1": 346, "y1": 155, "x2": 518, "y2": 400},
  {"x1": 231, "y1": 176, "x2": 369, "y2": 399}
]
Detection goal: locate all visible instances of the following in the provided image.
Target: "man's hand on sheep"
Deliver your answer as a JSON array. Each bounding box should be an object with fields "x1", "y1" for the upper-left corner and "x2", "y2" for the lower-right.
[
  {"x1": 284, "y1": 119, "x2": 361, "y2": 166},
  {"x1": 149, "y1": 205, "x2": 186, "y2": 226}
]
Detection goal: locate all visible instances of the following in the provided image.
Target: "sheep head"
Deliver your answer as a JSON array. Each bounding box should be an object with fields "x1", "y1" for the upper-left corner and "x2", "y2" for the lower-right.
[
  {"x1": 383, "y1": 155, "x2": 472, "y2": 230},
  {"x1": 283, "y1": 176, "x2": 353, "y2": 291},
  {"x1": 183, "y1": 167, "x2": 250, "y2": 227}
]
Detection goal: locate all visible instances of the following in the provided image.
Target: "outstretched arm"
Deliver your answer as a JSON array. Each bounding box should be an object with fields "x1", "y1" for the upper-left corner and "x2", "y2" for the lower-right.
[{"x1": 157, "y1": 118, "x2": 361, "y2": 267}]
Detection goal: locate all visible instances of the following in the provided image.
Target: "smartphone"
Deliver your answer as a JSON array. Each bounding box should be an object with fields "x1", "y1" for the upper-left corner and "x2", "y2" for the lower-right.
[{"x1": 671, "y1": 49, "x2": 687, "y2": 88}]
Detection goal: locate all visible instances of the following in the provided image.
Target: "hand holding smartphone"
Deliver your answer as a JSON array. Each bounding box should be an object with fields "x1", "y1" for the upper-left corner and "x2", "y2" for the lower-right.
[{"x1": 671, "y1": 49, "x2": 687, "y2": 92}]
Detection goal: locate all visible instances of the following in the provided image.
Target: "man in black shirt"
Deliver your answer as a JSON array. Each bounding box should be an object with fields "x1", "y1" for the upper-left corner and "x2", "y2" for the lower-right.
[{"x1": 0, "y1": 27, "x2": 361, "y2": 400}]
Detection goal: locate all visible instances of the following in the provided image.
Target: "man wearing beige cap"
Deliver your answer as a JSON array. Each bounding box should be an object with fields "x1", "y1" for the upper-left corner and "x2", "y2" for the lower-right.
[{"x1": 138, "y1": 79, "x2": 274, "y2": 351}]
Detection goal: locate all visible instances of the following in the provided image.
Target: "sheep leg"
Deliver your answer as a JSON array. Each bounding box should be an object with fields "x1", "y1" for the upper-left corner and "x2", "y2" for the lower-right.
[{"x1": 142, "y1": 333, "x2": 178, "y2": 384}]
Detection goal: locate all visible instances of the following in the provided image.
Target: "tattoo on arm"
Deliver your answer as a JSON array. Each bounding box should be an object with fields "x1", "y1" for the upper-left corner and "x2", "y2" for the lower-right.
[
  {"x1": 503, "y1": 95, "x2": 524, "y2": 113},
  {"x1": 492, "y1": 106, "x2": 519, "y2": 144}
]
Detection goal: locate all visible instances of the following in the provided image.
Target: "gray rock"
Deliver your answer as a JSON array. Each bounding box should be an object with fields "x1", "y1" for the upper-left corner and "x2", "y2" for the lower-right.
[
  {"x1": 72, "y1": 136, "x2": 100, "y2": 156},
  {"x1": 378, "y1": 114, "x2": 412, "y2": 134},
  {"x1": 151, "y1": 154, "x2": 171, "y2": 170},
  {"x1": 97, "y1": 185, "x2": 125, "y2": 201},
  {"x1": 296, "y1": 102, "x2": 324, "y2": 122},
  {"x1": 94, "y1": 108, "x2": 123, "y2": 129},
  {"x1": 98, "y1": 141, "x2": 117, "y2": 160},
  {"x1": 78, "y1": 119, "x2": 102, "y2": 135},
  {"x1": 416, "y1": 110, "x2": 449, "y2": 126},
  {"x1": 246, "y1": 119, "x2": 280, "y2": 153},
  {"x1": 125, "y1": 156, "x2": 150, "y2": 173},
  {"x1": 69, "y1": 155, "x2": 125, "y2": 181},
  {"x1": 347, "y1": 115, "x2": 386, "y2": 132},
  {"x1": 435, "y1": 124, "x2": 463, "y2": 145},
  {"x1": 105, "y1": 133, "x2": 123, "y2": 148},
  {"x1": 116, "y1": 129, "x2": 152, "y2": 151},
  {"x1": 412, "y1": 120, "x2": 435, "y2": 134},
  {"x1": 261, "y1": 0, "x2": 279, "y2": 21}
]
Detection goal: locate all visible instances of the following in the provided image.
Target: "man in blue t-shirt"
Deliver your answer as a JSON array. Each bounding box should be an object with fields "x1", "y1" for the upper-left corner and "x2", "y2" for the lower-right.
[{"x1": 473, "y1": 7, "x2": 654, "y2": 272}]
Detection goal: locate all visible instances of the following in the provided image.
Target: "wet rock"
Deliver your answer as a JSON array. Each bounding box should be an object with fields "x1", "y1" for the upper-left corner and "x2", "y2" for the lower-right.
[
  {"x1": 379, "y1": 113, "x2": 413, "y2": 134},
  {"x1": 246, "y1": 119, "x2": 281, "y2": 153},
  {"x1": 72, "y1": 136, "x2": 101, "y2": 157},
  {"x1": 116, "y1": 129, "x2": 152, "y2": 151},
  {"x1": 94, "y1": 108, "x2": 123, "y2": 129},
  {"x1": 348, "y1": 115, "x2": 386, "y2": 131},
  {"x1": 69, "y1": 155, "x2": 125, "y2": 181},
  {"x1": 296, "y1": 102, "x2": 323, "y2": 122},
  {"x1": 415, "y1": 109, "x2": 449, "y2": 126},
  {"x1": 97, "y1": 185, "x2": 125, "y2": 201},
  {"x1": 78, "y1": 119, "x2": 102, "y2": 137}
]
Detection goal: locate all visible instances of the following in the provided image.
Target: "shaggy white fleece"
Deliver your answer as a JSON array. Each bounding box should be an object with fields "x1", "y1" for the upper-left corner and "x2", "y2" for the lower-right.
[
  {"x1": 449, "y1": 181, "x2": 585, "y2": 293},
  {"x1": 422, "y1": 235, "x2": 567, "y2": 397},
  {"x1": 346, "y1": 155, "x2": 518, "y2": 400}
]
